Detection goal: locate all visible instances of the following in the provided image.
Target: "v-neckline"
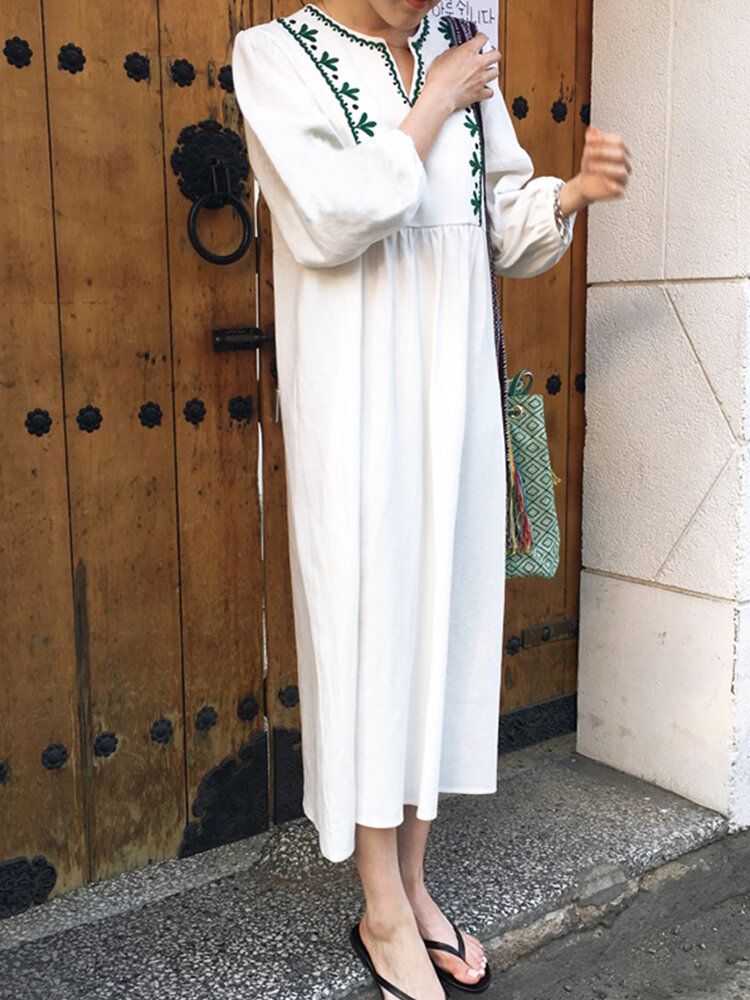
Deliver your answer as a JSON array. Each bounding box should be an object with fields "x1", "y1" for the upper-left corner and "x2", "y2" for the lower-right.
[{"x1": 303, "y1": 3, "x2": 431, "y2": 105}]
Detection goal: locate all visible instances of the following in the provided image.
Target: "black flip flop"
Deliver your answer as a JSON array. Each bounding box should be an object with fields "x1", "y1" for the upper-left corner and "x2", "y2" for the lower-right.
[
  {"x1": 350, "y1": 920, "x2": 449, "y2": 999},
  {"x1": 422, "y1": 915, "x2": 492, "y2": 994}
]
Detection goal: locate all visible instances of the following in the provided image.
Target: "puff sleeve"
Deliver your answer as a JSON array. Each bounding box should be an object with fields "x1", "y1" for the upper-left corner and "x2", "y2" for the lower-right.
[
  {"x1": 231, "y1": 27, "x2": 428, "y2": 269},
  {"x1": 481, "y1": 76, "x2": 577, "y2": 278}
]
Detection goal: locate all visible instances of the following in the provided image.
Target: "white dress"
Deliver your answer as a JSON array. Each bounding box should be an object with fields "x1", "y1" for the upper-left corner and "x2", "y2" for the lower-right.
[{"x1": 232, "y1": 3, "x2": 577, "y2": 863}]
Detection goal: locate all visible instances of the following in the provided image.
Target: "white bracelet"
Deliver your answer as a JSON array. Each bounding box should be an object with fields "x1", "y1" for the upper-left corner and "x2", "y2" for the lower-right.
[{"x1": 552, "y1": 179, "x2": 573, "y2": 241}]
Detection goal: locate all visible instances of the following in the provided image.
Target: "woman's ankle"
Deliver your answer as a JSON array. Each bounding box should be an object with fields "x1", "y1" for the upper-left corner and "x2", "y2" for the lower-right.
[
  {"x1": 400, "y1": 874, "x2": 429, "y2": 901},
  {"x1": 361, "y1": 899, "x2": 415, "y2": 938}
]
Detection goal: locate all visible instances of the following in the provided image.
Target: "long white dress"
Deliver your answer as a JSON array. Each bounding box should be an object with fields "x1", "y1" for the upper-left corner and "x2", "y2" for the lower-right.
[{"x1": 232, "y1": 3, "x2": 577, "y2": 863}]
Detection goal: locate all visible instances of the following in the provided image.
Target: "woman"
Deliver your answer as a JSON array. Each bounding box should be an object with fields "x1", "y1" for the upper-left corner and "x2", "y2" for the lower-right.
[{"x1": 232, "y1": 2, "x2": 630, "y2": 997}]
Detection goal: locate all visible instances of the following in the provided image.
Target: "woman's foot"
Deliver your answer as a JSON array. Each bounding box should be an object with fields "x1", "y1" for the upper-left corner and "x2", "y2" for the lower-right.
[
  {"x1": 403, "y1": 881, "x2": 487, "y2": 987},
  {"x1": 359, "y1": 904, "x2": 446, "y2": 1000}
]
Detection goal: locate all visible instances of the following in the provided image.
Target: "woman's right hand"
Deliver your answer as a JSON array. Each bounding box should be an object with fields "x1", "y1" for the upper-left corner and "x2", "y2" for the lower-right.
[{"x1": 422, "y1": 32, "x2": 501, "y2": 113}]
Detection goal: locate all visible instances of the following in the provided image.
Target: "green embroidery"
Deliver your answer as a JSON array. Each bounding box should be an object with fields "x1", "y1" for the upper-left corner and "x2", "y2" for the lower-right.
[
  {"x1": 437, "y1": 16, "x2": 454, "y2": 43},
  {"x1": 276, "y1": 16, "x2": 377, "y2": 144},
  {"x1": 464, "y1": 108, "x2": 484, "y2": 220},
  {"x1": 355, "y1": 111, "x2": 377, "y2": 136},
  {"x1": 444, "y1": 17, "x2": 485, "y2": 224},
  {"x1": 304, "y1": 3, "x2": 431, "y2": 106}
]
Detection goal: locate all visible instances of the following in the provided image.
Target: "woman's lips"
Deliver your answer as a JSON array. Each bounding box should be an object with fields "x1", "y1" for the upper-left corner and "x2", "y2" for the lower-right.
[{"x1": 405, "y1": 0, "x2": 429, "y2": 9}]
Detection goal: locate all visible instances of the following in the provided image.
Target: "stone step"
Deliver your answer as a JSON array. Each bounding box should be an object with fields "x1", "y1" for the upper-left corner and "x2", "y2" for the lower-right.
[{"x1": 0, "y1": 735, "x2": 727, "y2": 1000}]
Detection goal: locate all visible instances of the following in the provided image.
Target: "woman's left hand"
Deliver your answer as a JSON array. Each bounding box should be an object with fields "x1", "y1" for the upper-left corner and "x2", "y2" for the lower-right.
[
  {"x1": 558, "y1": 124, "x2": 632, "y2": 216},
  {"x1": 576, "y1": 124, "x2": 632, "y2": 204}
]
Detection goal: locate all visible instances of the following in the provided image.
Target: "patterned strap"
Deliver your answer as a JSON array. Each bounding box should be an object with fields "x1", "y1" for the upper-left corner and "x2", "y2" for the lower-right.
[{"x1": 445, "y1": 15, "x2": 513, "y2": 550}]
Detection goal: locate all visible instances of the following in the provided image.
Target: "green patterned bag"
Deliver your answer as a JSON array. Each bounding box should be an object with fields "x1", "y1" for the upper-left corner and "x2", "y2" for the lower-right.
[{"x1": 505, "y1": 370, "x2": 562, "y2": 579}]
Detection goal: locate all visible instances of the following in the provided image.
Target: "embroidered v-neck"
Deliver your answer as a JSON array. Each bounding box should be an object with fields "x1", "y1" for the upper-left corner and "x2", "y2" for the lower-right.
[{"x1": 300, "y1": 3, "x2": 431, "y2": 106}]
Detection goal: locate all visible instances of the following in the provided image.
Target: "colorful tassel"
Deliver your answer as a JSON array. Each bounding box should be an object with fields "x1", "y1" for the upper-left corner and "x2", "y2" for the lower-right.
[{"x1": 506, "y1": 432, "x2": 533, "y2": 555}]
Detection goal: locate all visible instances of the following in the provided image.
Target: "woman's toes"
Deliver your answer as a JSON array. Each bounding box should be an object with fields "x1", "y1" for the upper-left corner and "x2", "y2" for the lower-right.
[{"x1": 464, "y1": 936, "x2": 485, "y2": 970}]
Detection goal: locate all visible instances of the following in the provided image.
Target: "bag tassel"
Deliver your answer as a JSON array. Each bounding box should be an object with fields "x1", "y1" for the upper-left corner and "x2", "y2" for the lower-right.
[{"x1": 506, "y1": 432, "x2": 533, "y2": 555}]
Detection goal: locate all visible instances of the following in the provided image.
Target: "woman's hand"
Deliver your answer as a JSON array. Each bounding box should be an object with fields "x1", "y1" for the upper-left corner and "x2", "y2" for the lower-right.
[
  {"x1": 557, "y1": 125, "x2": 632, "y2": 217},
  {"x1": 422, "y1": 31, "x2": 501, "y2": 113},
  {"x1": 576, "y1": 124, "x2": 633, "y2": 205}
]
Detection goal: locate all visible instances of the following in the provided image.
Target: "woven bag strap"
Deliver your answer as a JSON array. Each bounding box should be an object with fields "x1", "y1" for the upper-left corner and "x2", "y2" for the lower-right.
[{"x1": 444, "y1": 15, "x2": 514, "y2": 552}]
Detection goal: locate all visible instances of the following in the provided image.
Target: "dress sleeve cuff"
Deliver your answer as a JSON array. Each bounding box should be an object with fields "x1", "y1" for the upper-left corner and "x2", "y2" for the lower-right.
[{"x1": 552, "y1": 178, "x2": 575, "y2": 243}]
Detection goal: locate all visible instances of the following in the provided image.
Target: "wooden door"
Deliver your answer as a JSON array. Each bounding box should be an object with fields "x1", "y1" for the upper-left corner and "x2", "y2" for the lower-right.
[
  {"x1": 496, "y1": 0, "x2": 591, "y2": 750},
  {"x1": 1, "y1": 0, "x2": 271, "y2": 911}
]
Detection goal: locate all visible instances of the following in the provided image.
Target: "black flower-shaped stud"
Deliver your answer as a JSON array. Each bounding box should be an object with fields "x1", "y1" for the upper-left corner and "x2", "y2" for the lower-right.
[
  {"x1": 196, "y1": 706, "x2": 218, "y2": 731},
  {"x1": 41, "y1": 742, "x2": 69, "y2": 769},
  {"x1": 3, "y1": 36, "x2": 32, "y2": 69},
  {"x1": 171, "y1": 58, "x2": 195, "y2": 87},
  {"x1": 505, "y1": 635, "x2": 522, "y2": 655},
  {"x1": 94, "y1": 732, "x2": 118, "y2": 757},
  {"x1": 124, "y1": 51, "x2": 150, "y2": 82},
  {"x1": 25, "y1": 408, "x2": 52, "y2": 436},
  {"x1": 512, "y1": 95, "x2": 529, "y2": 119},
  {"x1": 139, "y1": 401, "x2": 163, "y2": 427},
  {"x1": 551, "y1": 99, "x2": 568, "y2": 123},
  {"x1": 150, "y1": 718, "x2": 174, "y2": 744},
  {"x1": 183, "y1": 398, "x2": 206, "y2": 425},
  {"x1": 58, "y1": 42, "x2": 85, "y2": 74},
  {"x1": 228, "y1": 395, "x2": 253, "y2": 422},
  {"x1": 278, "y1": 685, "x2": 299, "y2": 708},
  {"x1": 237, "y1": 695, "x2": 259, "y2": 722},
  {"x1": 218, "y1": 64, "x2": 233, "y2": 92},
  {"x1": 76, "y1": 404, "x2": 103, "y2": 432}
]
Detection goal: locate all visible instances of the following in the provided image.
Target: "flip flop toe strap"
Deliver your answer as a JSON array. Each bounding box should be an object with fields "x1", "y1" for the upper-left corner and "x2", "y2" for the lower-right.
[{"x1": 423, "y1": 916, "x2": 467, "y2": 963}]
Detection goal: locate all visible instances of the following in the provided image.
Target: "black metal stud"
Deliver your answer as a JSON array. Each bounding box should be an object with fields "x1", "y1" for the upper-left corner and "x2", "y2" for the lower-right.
[
  {"x1": 138, "y1": 401, "x2": 162, "y2": 428},
  {"x1": 30, "y1": 856, "x2": 57, "y2": 903},
  {"x1": 150, "y1": 718, "x2": 173, "y2": 744},
  {"x1": 0, "y1": 761, "x2": 9, "y2": 784},
  {"x1": 237, "y1": 695, "x2": 259, "y2": 722},
  {"x1": 228, "y1": 395, "x2": 253, "y2": 422},
  {"x1": 218, "y1": 64, "x2": 233, "y2": 93},
  {"x1": 196, "y1": 706, "x2": 218, "y2": 732},
  {"x1": 170, "y1": 58, "x2": 195, "y2": 87},
  {"x1": 580, "y1": 102, "x2": 591, "y2": 126},
  {"x1": 41, "y1": 743, "x2": 68, "y2": 770},
  {"x1": 0, "y1": 855, "x2": 58, "y2": 918},
  {"x1": 171, "y1": 119, "x2": 249, "y2": 204},
  {"x1": 505, "y1": 635, "x2": 522, "y2": 656},
  {"x1": 93, "y1": 731, "x2": 118, "y2": 757},
  {"x1": 124, "y1": 51, "x2": 150, "y2": 82},
  {"x1": 3, "y1": 36, "x2": 32, "y2": 69},
  {"x1": 76, "y1": 404, "x2": 102, "y2": 432},
  {"x1": 546, "y1": 373, "x2": 562, "y2": 395},
  {"x1": 575, "y1": 372, "x2": 585, "y2": 393},
  {"x1": 511, "y1": 95, "x2": 529, "y2": 119},
  {"x1": 551, "y1": 99, "x2": 568, "y2": 123},
  {"x1": 178, "y1": 731, "x2": 269, "y2": 858},
  {"x1": 183, "y1": 398, "x2": 206, "y2": 425},
  {"x1": 58, "y1": 42, "x2": 85, "y2": 74},
  {"x1": 24, "y1": 408, "x2": 52, "y2": 437},
  {"x1": 278, "y1": 685, "x2": 299, "y2": 708}
]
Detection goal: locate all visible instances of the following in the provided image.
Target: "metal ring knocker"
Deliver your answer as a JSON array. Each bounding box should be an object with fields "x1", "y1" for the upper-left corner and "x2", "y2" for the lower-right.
[{"x1": 187, "y1": 162, "x2": 253, "y2": 265}]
